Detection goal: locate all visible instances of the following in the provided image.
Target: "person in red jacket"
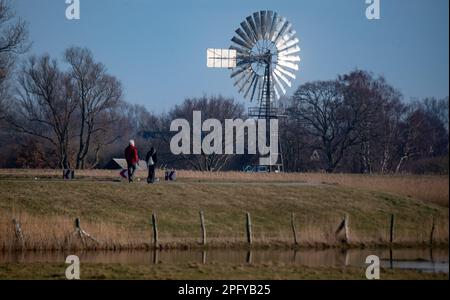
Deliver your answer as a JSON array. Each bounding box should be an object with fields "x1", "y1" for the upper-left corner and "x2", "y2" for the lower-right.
[{"x1": 124, "y1": 139, "x2": 139, "y2": 182}]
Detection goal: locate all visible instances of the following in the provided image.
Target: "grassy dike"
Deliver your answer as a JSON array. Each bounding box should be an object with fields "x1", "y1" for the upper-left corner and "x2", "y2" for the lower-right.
[{"x1": 0, "y1": 177, "x2": 448, "y2": 250}]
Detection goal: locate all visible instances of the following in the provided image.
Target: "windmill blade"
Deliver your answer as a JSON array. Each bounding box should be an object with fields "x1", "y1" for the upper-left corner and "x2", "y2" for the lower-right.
[
  {"x1": 238, "y1": 71, "x2": 254, "y2": 93},
  {"x1": 278, "y1": 24, "x2": 294, "y2": 44},
  {"x1": 236, "y1": 59, "x2": 251, "y2": 68},
  {"x1": 278, "y1": 55, "x2": 301, "y2": 62},
  {"x1": 277, "y1": 30, "x2": 296, "y2": 47},
  {"x1": 278, "y1": 45, "x2": 300, "y2": 56},
  {"x1": 277, "y1": 60, "x2": 299, "y2": 71},
  {"x1": 231, "y1": 65, "x2": 250, "y2": 78},
  {"x1": 246, "y1": 16, "x2": 258, "y2": 41},
  {"x1": 270, "y1": 16, "x2": 285, "y2": 42},
  {"x1": 268, "y1": 12, "x2": 279, "y2": 40},
  {"x1": 236, "y1": 55, "x2": 251, "y2": 64},
  {"x1": 249, "y1": 76, "x2": 260, "y2": 102},
  {"x1": 265, "y1": 11, "x2": 273, "y2": 40},
  {"x1": 276, "y1": 30, "x2": 297, "y2": 49},
  {"x1": 235, "y1": 28, "x2": 254, "y2": 48},
  {"x1": 272, "y1": 72, "x2": 287, "y2": 95},
  {"x1": 273, "y1": 22, "x2": 292, "y2": 45},
  {"x1": 271, "y1": 18, "x2": 288, "y2": 42},
  {"x1": 273, "y1": 68, "x2": 292, "y2": 87},
  {"x1": 234, "y1": 70, "x2": 253, "y2": 92},
  {"x1": 257, "y1": 77, "x2": 264, "y2": 102},
  {"x1": 243, "y1": 74, "x2": 257, "y2": 98},
  {"x1": 275, "y1": 64, "x2": 296, "y2": 80},
  {"x1": 231, "y1": 36, "x2": 253, "y2": 50},
  {"x1": 277, "y1": 38, "x2": 299, "y2": 53},
  {"x1": 277, "y1": 35, "x2": 298, "y2": 48},
  {"x1": 230, "y1": 45, "x2": 249, "y2": 56},
  {"x1": 233, "y1": 70, "x2": 248, "y2": 86},
  {"x1": 273, "y1": 83, "x2": 281, "y2": 100},
  {"x1": 260, "y1": 11, "x2": 267, "y2": 39},
  {"x1": 253, "y1": 12, "x2": 262, "y2": 40},
  {"x1": 241, "y1": 21, "x2": 256, "y2": 44}
]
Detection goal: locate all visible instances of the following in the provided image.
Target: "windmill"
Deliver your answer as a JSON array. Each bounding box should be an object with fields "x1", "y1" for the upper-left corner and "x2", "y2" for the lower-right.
[{"x1": 207, "y1": 10, "x2": 301, "y2": 172}]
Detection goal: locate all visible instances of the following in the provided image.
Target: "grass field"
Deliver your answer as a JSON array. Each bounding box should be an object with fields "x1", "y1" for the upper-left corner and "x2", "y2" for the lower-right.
[
  {"x1": 1, "y1": 169, "x2": 448, "y2": 207},
  {"x1": 0, "y1": 262, "x2": 447, "y2": 280},
  {"x1": 0, "y1": 169, "x2": 448, "y2": 251}
]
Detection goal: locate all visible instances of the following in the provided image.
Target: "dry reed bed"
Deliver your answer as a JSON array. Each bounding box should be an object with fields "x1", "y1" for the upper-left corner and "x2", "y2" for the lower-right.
[{"x1": 0, "y1": 211, "x2": 447, "y2": 251}]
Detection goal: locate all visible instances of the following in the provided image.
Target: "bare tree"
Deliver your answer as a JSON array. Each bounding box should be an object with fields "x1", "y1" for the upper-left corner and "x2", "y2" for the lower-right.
[
  {"x1": 278, "y1": 97, "x2": 313, "y2": 171},
  {"x1": 84, "y1": 105, "x2": 135, "y2": 168},
  {"x1": 395, "y1": 103, "x2": 448, "y2": 173},
  {"x1": 289, "y1": 80, "x2": 360, "y2": 172},
  {"x1": 0, "y1": 0, "x2": 29, "y2": 120},
  {"x1": 10, "y1": 55, "x2": 77, "y2": 169},
  {"x1": 421, "y1": 97, "x2": 449, "y2": 133},
  {"x1": 168, "y1": 96, "x2": 245, "y2": 171},
  {"x1": 378, "y1": 97, "x2": 404, "y2": 173},
  {"x1": 340, "y1": 71, "x2": 403, "y2": 173},
  {"x1": 289, "y1": 71, "x2": 404, "y2": 173},
  {"x1": 65, "y1": 47, "x2": 122, "y2": 169}
]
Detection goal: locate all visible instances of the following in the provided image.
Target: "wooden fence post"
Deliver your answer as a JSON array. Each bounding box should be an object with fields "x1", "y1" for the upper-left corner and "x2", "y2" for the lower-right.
[
  {"x1": 74, "y1": 217, "x2": 80, "y2": 229},
  {"x1": 344, "y1": 214, "x2": 350, "y2": 243},
  {"x1": 202, "y1": 250, "x2": 207, "y2": 264},
  {"x1": 335, "y1": 214, "x2": 350, "y2": 243},
  {"x1": 389, "y1": 248, "x2": 393, "y2": 269},
  {"x1": 153, "y1": 249, "x2": 159, "y2": 264},
  {"x1": 246, "y1": 250, "x2": 253, "y2": 264},
  {"x1": 199, "y1": 211, "x2": 206, "y2": 246},
  {"x1": 291, "y1": 212, "x2": 298, "y2": 245},
  {"x1": 72, "y1": 217, "x2": 98, "y2": 247},
  {"x1": 12, "y1": 219, "x2": 25, "y2": 248},
  {"x1": 74, "y1": 217, "x2": 86, "y2": 247},
  {"x1": 390, "y1": 214, "x2": 395, "y2": 244},
  {"x1": 246, "y1": 212, "x2": 252, "y2": 245},
  {"x1": 430, "y1": 216, "x2": 436, "y2": 247},
  {"x1": 152, "y1": 212, "x2": 159, "y2": 248}
]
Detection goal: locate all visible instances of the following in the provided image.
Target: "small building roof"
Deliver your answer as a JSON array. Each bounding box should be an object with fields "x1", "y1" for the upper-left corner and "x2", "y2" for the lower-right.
[{"x1": 108, "y1": 158, "x2": 148, "y2": 170}]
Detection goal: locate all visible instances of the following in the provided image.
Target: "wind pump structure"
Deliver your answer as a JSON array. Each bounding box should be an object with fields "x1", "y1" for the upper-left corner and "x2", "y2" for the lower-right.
[{"x1": 207, "y1": 10, "x2": 301, "y2": 172}]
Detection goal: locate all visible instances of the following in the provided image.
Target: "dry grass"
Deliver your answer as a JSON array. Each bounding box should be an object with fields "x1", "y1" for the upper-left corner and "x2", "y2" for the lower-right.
[
  {"x1": 1, "y1": 169, "x2": 447, "y2": 207},
  {"x1": 0, "y1": 212, "x2": 150, "y2": 251},
  {"x1": 168, "y1": 171, "x2": 450, "y2": 207}
]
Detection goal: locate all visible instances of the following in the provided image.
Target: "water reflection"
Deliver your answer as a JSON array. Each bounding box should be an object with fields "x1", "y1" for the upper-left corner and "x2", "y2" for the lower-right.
[
  {"x1": 1, "y1": 248, "x2": 448, "y2": 273},
  {"x1": 201, "y1": 251, "x2": 207, "y2": 265},
  {"x1": 153, "y1": 249, "x2": 159, "y2": 265}
]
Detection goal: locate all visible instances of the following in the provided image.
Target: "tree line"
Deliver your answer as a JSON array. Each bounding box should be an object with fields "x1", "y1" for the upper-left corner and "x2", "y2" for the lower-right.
[{"x1": 0, "y1": 1, "x2": 448, "y2": 173}]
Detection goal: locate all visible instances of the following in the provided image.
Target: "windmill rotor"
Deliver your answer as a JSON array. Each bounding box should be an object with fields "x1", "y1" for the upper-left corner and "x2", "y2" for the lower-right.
[
  {"x1": 206, "y1": 10, "x2": 301, "y2": 171},
  {"x1": 230, "y1": 11, "x2": 300, "y2": 104}
]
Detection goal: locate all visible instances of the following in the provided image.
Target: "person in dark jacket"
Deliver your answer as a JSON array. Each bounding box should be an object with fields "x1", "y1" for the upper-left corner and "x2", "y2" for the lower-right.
[
  {"x1": 124, "y1": 139, "x2": 139, "y2": 183},
  {"x1": 145, "y1": 147, "x2": 158, "y2": 183}
]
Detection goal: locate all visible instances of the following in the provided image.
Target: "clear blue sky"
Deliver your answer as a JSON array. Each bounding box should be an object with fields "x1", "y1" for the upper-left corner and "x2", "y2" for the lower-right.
[{"x1": 14, "y1": 0, "x2": 449, "y2": 113}]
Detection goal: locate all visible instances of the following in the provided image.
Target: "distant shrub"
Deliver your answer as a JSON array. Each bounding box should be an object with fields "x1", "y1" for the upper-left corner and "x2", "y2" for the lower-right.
[{"x1": 406, "y1": 155, "x2": 449, "y2": 175}]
